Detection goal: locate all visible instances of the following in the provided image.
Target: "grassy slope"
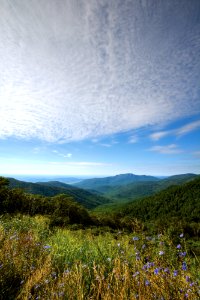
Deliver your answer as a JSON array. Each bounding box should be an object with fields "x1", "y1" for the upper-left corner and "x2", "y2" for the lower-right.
[{"x1": 0, "y1": 215, "x2": 199, "y2": 299}]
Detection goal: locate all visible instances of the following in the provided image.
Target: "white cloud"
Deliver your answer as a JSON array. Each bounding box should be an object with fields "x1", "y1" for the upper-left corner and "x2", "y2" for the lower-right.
[
  {"x1": 148, "y1": 144, "x2": 182, "y2": 154},
  {"x1": 150, "y1": 131, "x2": 170, "y2": 141},
  {"x1": 176, "y1": 120, "x2": 200, "y2": 137},
  {"x1": 0, "y1": 1, "x2": 200, "y2": 142},
  {"x1": 150, "y1": 120, "x2": 200, "y2": 141},
  {"x1": 52, "y1": 150, "x2": 72, "y2": 158},
  {"x1": 129, "y1": 135, "x2": 138, "y2": 144}
]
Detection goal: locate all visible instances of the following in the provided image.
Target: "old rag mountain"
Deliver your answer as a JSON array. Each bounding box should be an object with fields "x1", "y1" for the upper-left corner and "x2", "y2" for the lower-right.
[{"x1": 74, "y1": 173, "x2": 197, "y2": 201}]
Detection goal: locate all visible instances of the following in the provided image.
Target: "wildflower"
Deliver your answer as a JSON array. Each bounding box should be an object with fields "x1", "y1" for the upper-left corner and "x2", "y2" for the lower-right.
[
  {"x1": 159, "y1": 251, "x2": 164, "y2": 255},
  {"x1": 185, "y1": 276, "x2": 190, "y2": 282},
  {"x1": 177, "y1": 244, "x2": 181, "y2": 249},
  {"x1": 107, "y1": 257, "x2": 111, "y2": 262},
  {"x1": 164, "y1": 268, "x2": 170, "y2": 273},
  {"x1": 117, "y1": 243, "x2": 120, "y2": 247},
  {"x1": 154, "y1": 268, "x2": 160, "y2": 275},
  {"x1": 189, "y1": 282, "x2": 195, "y2": 287},
  {"x1": 182, "y1": 262, "x2": 187, "y2": 271},
  {"x1": 145, "y1": 279, "x2": 150, "y2": 286},
  {"x1": 133, "y1": 271, "x2": 140, "y2": 277},
  {"x1": 179, "y1": 252, "x2": 187, "y2": 257},
  {"x1": 180, "y1": 233, "x2": 184, "y2": 238},
  {"x1": 133, "y1": 236, "x2": 139, "y2": 241},
  {"x1": 173, "y1": 270, "x2": 178, "y2": 276},
  {"x1": 148, "y1": 262, "x2": 155, "y2": 268},
  {"x1": 43, "y1": 245, "x2": 51, "y2": 250},
  {"x1": 142, "y1": 244, "x2": 146, "y2": 249}
]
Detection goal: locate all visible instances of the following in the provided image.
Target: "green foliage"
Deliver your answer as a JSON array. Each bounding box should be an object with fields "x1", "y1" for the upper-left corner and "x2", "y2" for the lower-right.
[{"x1": 0, "y1": 178, "x2": 93, "y2": 227}]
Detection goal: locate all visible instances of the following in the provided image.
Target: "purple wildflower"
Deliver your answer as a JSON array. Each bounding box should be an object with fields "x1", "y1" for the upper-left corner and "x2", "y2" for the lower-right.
[
  {"x1": 177, "y1": 244, "x2": 181, "y2": 249},
  {"x1": 159, "y1": 251, "x2": 164, "y2": 255},
  {"x1": 173, "y1": 270, "x2": 178, "y2": 276},
  {"x1": 44, "y1": 245, "x2": 51, "y2": 250},
  {"x1": 154, "y1": 268, "x2": 159, "y2": 275},
  {"x1": 133, "y1": 236, "x2": 139, "y2": 241},
  {"x1": 164, "y1": 268, "x2": 170, "y2": 273},
  {"x1": 185, "y1": 293, "x2": 188, "y2": 298},
  {"x1": 133, "y1": 271, "x2": 140, "y2": 277},
  {"x1": 189, "y1": 282, "x2": 195, "y2": 287},
  {"x1": 145, "y1": 280, "x2": 150, "y2": 286},
  {"x1": 182, "y1": 262, "x2": 187, "y2": 271},
  {"x1": 180, "y1": 233, "x2": 184, "y2": 238},
  {"x1": 185, "y1": 276, "x2": 190, "y2": 282},
  {"x1": 179, "y1": 252, "x2": 187, "y2": 257}
]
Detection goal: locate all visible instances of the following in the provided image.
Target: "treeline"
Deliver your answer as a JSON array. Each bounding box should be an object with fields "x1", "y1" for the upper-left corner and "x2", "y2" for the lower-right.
[
  {"x1": 108, "y1": 177, "x2": 200, "y2": 237},
  {"x1": 1, "y1": 176, "x2": 200, "y2": 239},
  {"x1": 0, "y1": 177, "x2": 92, "y2": 227},
  {"x1": 8, "y1": 177, "x2": 109, "y2": 209}
]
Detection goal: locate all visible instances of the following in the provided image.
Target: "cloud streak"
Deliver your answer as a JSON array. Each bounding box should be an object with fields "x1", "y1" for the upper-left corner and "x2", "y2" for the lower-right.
[
  {"x1": 0, "y1": 0, "x2": 200, "y2": 142},
  {"x1": 148, "y1": 144, "x2": 182, "y2": 154},
  {"x1": 150, "y1": 120, "x2": 200, "y2": 141}
]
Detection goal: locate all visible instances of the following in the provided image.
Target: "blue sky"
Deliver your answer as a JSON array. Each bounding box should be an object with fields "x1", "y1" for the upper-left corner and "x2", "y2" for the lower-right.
[{"x1": 0, "y1": 0, "x2": 200, "y2": 177}]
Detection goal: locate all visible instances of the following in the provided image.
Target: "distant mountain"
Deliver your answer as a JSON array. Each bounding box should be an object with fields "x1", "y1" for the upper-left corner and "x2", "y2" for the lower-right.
[
  {"x1": 7, "y1": 178, "x2": 110, "y2": 209},
  {"x1": 8, "y1": 175, "x2": 81, "y2": 184},
  {"x1": 103, "y1": 173, "x2": 198, "y2": 201},
  {"x1": 75, "y1": 173, "x2": 159, "y2": 192}
]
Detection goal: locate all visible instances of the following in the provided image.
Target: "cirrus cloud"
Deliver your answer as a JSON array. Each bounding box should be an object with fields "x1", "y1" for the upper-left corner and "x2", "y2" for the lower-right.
[
  {"x1": 148, "y1": 144, "x2": 183, "y2": 154},
  {"x1": 0, "y1": 0, "x2": 200, "y2": 143}
]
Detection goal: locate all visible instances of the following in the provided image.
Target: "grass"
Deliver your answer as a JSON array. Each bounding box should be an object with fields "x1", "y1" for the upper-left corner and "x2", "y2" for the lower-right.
[{"x1": 0, "y1": 214, "x2": 199, "y2": 299}]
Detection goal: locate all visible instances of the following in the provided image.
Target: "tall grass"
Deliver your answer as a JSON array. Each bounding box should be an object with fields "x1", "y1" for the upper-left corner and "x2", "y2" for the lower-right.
[{"x1": 0, "y1": 215, "x2": 199, "y2": 299}]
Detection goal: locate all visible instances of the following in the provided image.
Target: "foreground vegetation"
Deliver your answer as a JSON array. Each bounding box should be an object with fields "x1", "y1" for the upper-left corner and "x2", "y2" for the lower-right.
[
  {"x1": 0, "y1": 176, "x2": 200, "y2": 299},
  {"x1": 0, "y1": 214, "x2": 199, "y2": 299}
]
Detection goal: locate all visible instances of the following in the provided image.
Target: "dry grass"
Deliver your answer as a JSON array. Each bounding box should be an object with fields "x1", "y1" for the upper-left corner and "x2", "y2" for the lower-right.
[{"x1": 0, "y1": 215, "x2": 199, "y2": 299}]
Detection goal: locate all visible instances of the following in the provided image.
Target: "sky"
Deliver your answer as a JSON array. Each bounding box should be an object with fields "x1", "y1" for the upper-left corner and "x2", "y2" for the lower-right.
[{"x1": 0, "y1": 0, "x2": 200, "y2": 177}]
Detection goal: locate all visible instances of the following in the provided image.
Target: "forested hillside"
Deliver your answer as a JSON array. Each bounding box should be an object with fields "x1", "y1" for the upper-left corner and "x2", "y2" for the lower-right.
[
  {"x1": 7, "y1": 177, "x2": 110, "y2": 209},
  {"x1": 103, "y1": 173, "x2": 198, "y2": 201},
  {"x1": 110, "y1": 177, "x2": 200, "y2": 234}
]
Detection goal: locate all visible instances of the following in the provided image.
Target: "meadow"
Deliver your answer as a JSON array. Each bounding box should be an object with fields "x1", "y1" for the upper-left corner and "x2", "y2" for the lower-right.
[{"x1": 0, "y1": 214, "x2": 199, "y2": 300}]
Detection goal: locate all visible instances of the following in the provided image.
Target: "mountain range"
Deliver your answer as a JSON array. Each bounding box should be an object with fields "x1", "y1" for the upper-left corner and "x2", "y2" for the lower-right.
[
  {"x1": 5, "y1": 173, "x2": 198, "y2": 210},
  {"x1": 74, "y1": 173, "x2": 198, "y2": 201}
]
